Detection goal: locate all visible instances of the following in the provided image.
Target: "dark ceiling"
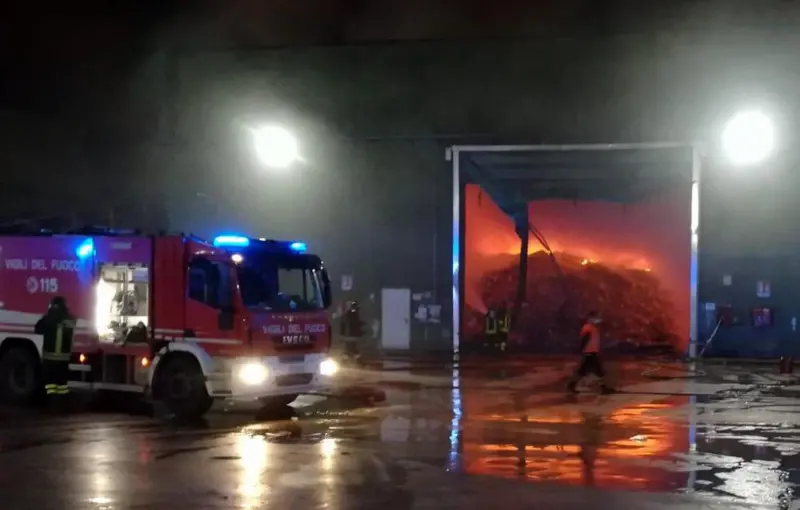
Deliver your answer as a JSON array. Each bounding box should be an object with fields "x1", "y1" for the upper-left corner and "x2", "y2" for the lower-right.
[{"x1": 460, "y1": 144, "x2": 695, "y2": 212}]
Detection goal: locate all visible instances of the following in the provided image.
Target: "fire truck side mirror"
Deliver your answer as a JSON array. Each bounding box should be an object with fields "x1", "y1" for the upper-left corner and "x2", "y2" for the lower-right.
[{"x1": 321, "y1": 269, "x2": 332, "y2": 309}]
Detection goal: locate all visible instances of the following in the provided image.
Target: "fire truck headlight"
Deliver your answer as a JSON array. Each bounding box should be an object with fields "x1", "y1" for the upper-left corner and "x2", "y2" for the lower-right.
[
  {"x1": 237, "y1": 362, "x2": 269, "y2": 386},
  {"x1": 319, "y1": 358, "x2": 339, "y2": 377}
]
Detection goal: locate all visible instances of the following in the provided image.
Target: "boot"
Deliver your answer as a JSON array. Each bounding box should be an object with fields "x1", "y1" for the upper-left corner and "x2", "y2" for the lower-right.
[{"x1": 566, "y1": 380, "x2": 578, "y2": 393}]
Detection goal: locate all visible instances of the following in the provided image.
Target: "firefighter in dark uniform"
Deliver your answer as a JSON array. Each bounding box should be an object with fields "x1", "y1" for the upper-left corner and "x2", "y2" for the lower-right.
[
  {"x1": 340, "y1": 301, "x2": 364, "y2": 363},
  {"x1": 484, "y1": 308, "x2": 499, "y2": 349},
  {"x1": 567, "y1": 311, "x2": 614, "y2": 394},
  {"x1": 35, "y1": 296, "x2": 75, "y2": 404}
]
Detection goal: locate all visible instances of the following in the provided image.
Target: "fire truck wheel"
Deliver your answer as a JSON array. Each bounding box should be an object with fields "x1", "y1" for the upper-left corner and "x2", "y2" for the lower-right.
[
  {"x1": 0, "y1": 346, "x2": 41, "y2": 405},
  {"x1": 156, "y1": 356, "x2": 212, "y2": 419}
]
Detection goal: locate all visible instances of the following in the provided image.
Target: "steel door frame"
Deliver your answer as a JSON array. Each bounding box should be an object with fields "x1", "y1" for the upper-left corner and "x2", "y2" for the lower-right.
[{"x1": 447, "y1": 142, "x2": 702, "y2": 357}]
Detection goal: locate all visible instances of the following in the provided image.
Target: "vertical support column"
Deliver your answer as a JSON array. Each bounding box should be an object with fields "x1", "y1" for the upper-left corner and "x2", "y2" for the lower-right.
[
  {"x1": 689, "y1": 146, "x2": 701, "y2": 358},
  {"x1": 450, "y1": 147, "x2": 461, "y2": 355},
  {"x1": 512, "y1": 208, "x2": 530, "y2": 329},
  {"x1": 448, "y1": 146, "x2": 464, "y2": 470}
]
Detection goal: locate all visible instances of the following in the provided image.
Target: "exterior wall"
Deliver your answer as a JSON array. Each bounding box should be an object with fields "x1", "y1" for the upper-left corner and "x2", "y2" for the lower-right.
[
  {"x1": 697, "y1": 253, "x2": 800, "y2": 358},
  {"x1": 697, "y1": 161, "x2": 800, "y2": 358}
]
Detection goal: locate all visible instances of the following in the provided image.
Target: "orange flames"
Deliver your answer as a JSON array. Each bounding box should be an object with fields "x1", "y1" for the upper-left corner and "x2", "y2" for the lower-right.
[{"x1": 464, "y1": 184, "x2": 691, "y2": 339}]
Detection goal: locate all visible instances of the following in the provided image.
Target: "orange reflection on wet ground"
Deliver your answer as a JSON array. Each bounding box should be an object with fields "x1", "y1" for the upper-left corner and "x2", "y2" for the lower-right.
[{"x1": 461, "y1": 396, "x2": 690, "y2": 492}]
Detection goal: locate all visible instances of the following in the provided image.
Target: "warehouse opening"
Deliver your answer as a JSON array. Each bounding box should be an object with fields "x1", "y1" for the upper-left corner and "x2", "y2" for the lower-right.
[{"x1": 452, "y1": 144, "x2": 699, "y2": 355}]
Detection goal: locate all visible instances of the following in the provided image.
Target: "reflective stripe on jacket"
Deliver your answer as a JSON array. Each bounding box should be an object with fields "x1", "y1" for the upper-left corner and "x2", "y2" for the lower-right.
[
  {"x1": 499, "y1": 313, "x2": 510, "y2": 333},
  {"x1": 485, "y1": 314, "x2": 497, "y2": 334},
  {"x1": 39, "y1": 317, "x2": 75, "y2": 357}
]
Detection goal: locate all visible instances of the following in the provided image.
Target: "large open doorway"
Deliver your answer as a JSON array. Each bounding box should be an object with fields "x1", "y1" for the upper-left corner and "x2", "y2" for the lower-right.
[{"x1": 449, "y1": 144, "x2": 701, "y2": 356}]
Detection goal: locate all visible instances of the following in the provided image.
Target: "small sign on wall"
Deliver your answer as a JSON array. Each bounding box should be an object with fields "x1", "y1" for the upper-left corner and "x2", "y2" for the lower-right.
[
  {"x1": 341, "y1": 274, "x2": 353, "y2": 291},
  {"x1": 722, "y1": 274, "x2": 732, "y2": 286},
  {"x1": 756, "y1": 280, "x2": 771, "y2": 298}
]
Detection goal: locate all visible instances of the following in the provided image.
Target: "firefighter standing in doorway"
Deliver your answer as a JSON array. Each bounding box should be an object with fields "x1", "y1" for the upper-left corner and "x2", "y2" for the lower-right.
[
  {"x1": 497, "y1": 304, "x2": 511, "y2": 352},
  {"x1": 35, "y1": 296, "x2": 75, "y2": 407},
  {"x1": 567, "y1": 311, "x2": 614, "y2": 394},
  {"x1": 484, "y1": 308, "x2": 499, "y2": 349}
]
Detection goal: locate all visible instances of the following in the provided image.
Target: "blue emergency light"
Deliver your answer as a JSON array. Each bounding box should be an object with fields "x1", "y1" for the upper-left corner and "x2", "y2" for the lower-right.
[
  {"x1": 76, "y1": 238, "x2": 94, "y2": 258},
  {"x1": 213, "y1": 235, "x2": 251, "y2": 248},
  {"x1": 289, "y1": 241, "x2": 307, "y2": 253}
]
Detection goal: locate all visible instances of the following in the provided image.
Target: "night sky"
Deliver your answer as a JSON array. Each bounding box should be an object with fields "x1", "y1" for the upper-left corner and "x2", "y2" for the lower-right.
[{"x1": 3, "y1": 0, "x2": 782, "y2": 121}]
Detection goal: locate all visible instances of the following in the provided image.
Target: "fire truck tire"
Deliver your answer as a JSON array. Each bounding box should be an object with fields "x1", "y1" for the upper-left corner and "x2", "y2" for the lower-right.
[
  {"x1": 0, "y1": 346, "x2": 41, "y2": 405},
  {"x1": 155, "y1": 356, "x2": 212, "y2": 419}
]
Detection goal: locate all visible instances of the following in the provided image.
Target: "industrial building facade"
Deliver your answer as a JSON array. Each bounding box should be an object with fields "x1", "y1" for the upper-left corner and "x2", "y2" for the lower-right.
[{"x1": 158, "y1": 36, "x2": 800, "y2": 358}]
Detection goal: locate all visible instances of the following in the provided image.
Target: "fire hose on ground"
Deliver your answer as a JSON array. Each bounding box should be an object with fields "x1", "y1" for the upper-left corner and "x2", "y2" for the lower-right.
[{"x1": 638, "y1": 318, "x2": 722, "y2": 379}]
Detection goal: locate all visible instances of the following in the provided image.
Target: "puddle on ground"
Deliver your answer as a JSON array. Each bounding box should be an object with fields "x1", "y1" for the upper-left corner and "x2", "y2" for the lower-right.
[{"x1": 7, "y1": 360, "x2": 800, "y2": 507}]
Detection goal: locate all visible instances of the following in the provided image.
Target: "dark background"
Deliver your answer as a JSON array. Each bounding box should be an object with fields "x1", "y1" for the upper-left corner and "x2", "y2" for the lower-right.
[{"x1": 3, "y1": 0, "x2": 800, "y2": 355}]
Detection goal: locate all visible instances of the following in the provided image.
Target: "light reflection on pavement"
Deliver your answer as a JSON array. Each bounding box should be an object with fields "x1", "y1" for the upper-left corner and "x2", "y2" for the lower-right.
[{"x1": 0, "y1": 360, "x2": 797, "y2": 509}]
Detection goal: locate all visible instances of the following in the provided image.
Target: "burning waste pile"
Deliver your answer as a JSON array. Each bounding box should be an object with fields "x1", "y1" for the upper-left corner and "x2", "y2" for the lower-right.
[{"x1": 465, "y1": 251, "x2": 680, "y2": 354}]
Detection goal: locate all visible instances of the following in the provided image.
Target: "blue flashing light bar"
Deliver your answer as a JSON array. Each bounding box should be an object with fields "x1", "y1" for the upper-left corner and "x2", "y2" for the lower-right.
[
  {"x1": 289, "y1": 241, "x2": 307, "y2": 252},
  {"x1": 76, "y1": 238, "x2": 94, "y2": 259},
  {"x1": 213, "y1": 235, "x2": 251, "y2": 248}
]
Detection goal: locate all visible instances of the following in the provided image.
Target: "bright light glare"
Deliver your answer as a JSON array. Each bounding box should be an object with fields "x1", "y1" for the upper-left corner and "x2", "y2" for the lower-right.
[
  {"x1": 214, "y1": 235, "x2": 250, "y2": 247},
  {"x1": 238, "y1": 362, "x2": 268, "y2": 386},
  {"x1": 721, "y1": 110, "x2": 775, "y2": 166},
  {"x1": 231, "y1": 253, "x2": 244, "y2": 264},
  {"x1": 319, "y1": 358, "x2": 339, "y2": 377},
  {"x1": 95, "y1": 279, "x2": 115, "y2": 338},
  {"x1": 237, "y1": 433, "x2": 268, "y2": 505},
  {"x1": 252, "y1": 125, "x2": 299, "y2": 168},
  {"x1": 76, "y1": 238, "x2": 94, "y2": 258},
  {"x1": 321, "y1": 437, "x2": 337, "y2": 458},
  {"x1": 289, "y1": 242, "x2": 307, "y2": 252}
]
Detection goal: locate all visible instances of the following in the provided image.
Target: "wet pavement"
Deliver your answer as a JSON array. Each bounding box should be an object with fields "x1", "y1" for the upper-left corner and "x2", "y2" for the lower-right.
[{"x1": 1, "y1": 359, "x2": 800, "y2": 509}]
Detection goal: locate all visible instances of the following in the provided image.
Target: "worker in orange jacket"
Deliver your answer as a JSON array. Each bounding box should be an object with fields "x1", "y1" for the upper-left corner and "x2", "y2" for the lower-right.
[{"x1": 567, "y1": 311, "x2": 614, "y2": 394}]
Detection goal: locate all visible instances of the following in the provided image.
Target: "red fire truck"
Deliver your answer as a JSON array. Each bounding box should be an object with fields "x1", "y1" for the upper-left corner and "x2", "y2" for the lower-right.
[{"x1": 0, "y1": 229, "x2": 338, "y2": 418}]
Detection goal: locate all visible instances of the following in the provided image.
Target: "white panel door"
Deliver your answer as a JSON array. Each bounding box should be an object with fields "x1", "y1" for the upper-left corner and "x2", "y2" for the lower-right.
[{"x1": 381, "y1": 288, "x2": 411, "y2": 350}]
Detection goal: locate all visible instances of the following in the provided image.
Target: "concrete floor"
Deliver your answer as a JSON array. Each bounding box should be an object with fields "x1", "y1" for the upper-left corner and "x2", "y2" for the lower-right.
[{"x1": 0, "y1": 359, "x2": 798, "y2": 509}]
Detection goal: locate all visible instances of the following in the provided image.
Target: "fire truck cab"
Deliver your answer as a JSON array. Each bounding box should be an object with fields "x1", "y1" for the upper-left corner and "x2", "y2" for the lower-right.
[{"x1": 0, "y1": 229, "x2": 338, "y2": 419}]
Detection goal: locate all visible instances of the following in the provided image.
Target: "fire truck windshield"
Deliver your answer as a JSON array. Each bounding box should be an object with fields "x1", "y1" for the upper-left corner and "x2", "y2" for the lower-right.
[{"x1": 236, "y1": 255, "x2": 324, "y2": 311}]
